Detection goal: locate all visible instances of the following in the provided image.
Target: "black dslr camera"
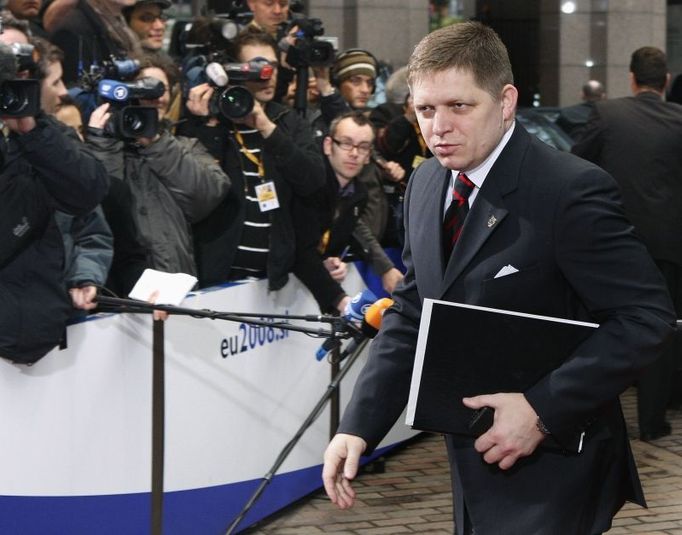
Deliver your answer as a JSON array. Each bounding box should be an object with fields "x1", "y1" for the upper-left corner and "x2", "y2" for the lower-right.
[
  {"x1": 97, "y1": 77, "x2": 165, "y2": 139},
  {"x1": 0, "y1": 43, "x2": 40, "y2": 118},
  {"x1": 0, "y1": 79, "x2": 40, "y2": 118},
  {"x1": 188, "y1": 55, "x2": 274, "y2": 119}
]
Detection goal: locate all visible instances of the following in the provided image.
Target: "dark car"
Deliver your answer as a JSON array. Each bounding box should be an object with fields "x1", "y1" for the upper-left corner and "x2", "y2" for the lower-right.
[{"x1": 517, "y1": 107, "x2": 574, "y2": 152}]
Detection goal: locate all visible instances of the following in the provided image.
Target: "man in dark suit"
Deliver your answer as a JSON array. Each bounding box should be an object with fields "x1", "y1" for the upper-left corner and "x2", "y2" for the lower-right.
[
  {"x1": 322, "y1": 23, "x2": 675, "y2": 535},
  {"x1": 572, "y1": 46, "x2": 682, "y2": 442},
  {"x1": 556, "y1": 79, "x2": 606, "y2": 140}
]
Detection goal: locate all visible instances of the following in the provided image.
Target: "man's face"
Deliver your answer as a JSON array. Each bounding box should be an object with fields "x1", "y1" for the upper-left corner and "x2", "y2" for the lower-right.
[
  {"x1": 40, "y1": 61, "x2": 67, "y2": 115},
  {"x1": 6, "y1": 0, "x2": 41, "y2": 19},
  {"x1": 412, "y1": 67, "x2": 516, "y2": 172},
  {"x1": 323, "y1": 119, "x2": 374, "y2": 183},
  {"x1": 128, "y1": 3, "x2": 167, "y2": 50},
  {"x1": 239, "y1": 43, "x2": 278, "y2": 104},
  {"x1": 246, "y1": 0, "x2": 289, "y2": 35},
  {"x1": 339, "y1": 74, "x2": 374, "y2": 110}
]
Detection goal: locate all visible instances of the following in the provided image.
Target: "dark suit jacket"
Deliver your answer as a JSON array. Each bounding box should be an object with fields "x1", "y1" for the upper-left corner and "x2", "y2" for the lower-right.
[
  {"x1": 338, "y1": 124, "x2": 675, "y2": 534},
  {"x1": 572, "y1": 92, "x2": 682, "y2": 266},
  {"x1": 556, "y1": 101, "x2": 595, "y2": 140}
]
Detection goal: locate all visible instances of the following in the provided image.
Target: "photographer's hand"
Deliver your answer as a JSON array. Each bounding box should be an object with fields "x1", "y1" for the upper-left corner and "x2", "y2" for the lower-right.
[
  {"x1": 313, "y1": 66, "x2": 334, "y2": 96},
  {"x1": 186, "y1": 83, "x2": 213, "y2": 117},
  {"x1": 69, "y1": 285, "x2": 98, "y2": 311},
  {"x1": 88, "y1": 103, "x2": 111, "y2": 130},
  {"x1": 2, "y1": 116, "x2": 36, "y2": 134},
  {"x1": 237, "y1": 100, "x2": 276, "y2": 138}
]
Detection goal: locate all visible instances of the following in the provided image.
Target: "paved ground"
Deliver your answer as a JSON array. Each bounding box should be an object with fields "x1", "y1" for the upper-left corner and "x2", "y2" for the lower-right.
[{"x1": 243, "y1": 387, "x2": 682, "y2": 534}]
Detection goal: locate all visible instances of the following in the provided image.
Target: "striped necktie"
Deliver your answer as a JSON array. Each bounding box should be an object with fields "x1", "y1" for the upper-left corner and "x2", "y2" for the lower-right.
[{"x1": 443, "y1": 171, "x2": 475, "y2": 258}]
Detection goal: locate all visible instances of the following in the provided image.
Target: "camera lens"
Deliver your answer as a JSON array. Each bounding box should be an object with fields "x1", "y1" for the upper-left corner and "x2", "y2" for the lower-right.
[
  {"x1": 0, "y1": 84, "x2": 27, "y2": 114},
  {"x1": 217, "y1": 86, "x2": 254, "y2": 119},
  {"x1": 123, "y1": 110, "x2": 145, "y2": 133}
]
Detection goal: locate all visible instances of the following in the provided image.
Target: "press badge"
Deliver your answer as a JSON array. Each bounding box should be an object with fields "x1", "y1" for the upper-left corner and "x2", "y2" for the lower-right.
[{"x1": 255, "y1": 181, "x2": 280, "y2": 212}]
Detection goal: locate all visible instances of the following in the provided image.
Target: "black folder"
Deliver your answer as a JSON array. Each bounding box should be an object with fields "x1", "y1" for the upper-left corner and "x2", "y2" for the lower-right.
[{"x1": 405, "y1": 300, "x2": 598, "y2": 451}]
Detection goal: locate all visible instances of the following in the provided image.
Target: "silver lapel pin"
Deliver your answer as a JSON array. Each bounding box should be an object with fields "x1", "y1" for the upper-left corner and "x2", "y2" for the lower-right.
[{"x1": 487, "y1": 215, "x2": 497, "y2": 228}]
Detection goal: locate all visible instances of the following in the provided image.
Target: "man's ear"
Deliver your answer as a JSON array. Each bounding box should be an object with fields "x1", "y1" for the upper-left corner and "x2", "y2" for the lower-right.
[
  {"x1": 323, "y1": 135, "x2": 332, "y2": 157},
  {"x1": 500, "y1": 84, "x2": 518, "y2": 122}
]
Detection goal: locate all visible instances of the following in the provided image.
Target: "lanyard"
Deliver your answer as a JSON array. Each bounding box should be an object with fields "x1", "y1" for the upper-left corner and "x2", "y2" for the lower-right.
[{"x1": 234, "y1": 128, "x2": 265, "y2": 177}]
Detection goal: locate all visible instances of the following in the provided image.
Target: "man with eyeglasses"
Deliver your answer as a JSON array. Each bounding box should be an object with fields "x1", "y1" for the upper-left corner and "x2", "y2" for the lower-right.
[
  {"x1": 293, "y1": 111, "x2": 404, "y2": 313},
  {"x1": 123, "y1": 0, "x2": 170, "y2": 53}
]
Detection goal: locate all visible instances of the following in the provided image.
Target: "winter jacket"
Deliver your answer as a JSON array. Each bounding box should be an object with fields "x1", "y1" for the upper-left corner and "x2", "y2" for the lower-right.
[
  {"x1": 86, "y1": 128, "x2": 231, "y2": 277},
  {"x1": 293, "y1": 159, "x2": 395, "y2": 312},
  {"x1": 180, "y1": 100, "x2": 325, "y2": 290},
  {"x1": 0, "y1": 115, "x2": 109, "y2": 363}
]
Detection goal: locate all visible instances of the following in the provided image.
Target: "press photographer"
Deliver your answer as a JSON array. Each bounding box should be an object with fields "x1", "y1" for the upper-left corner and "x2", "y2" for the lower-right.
[
  {"x1": 180, "y1": 27, "x2": 324, "y2": 290},
  {"x1": 0, "y1": 42, "x2": 110, "y2": 363},
  {"x1": 85, "y1": 53, "x2": 231, "y2": 278},
  {"x1": 277, "y1": 13, "x2": 334, "y2": 115}
]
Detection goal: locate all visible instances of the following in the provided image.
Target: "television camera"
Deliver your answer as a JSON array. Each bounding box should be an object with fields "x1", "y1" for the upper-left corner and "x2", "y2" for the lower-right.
[
  {"x1": 73, "y1": 55, "x2": 163, "y2": 139},
  {"x1": 97, "y1": 77, "x2": 165, "y2": 139},
  {"x1": 0, "y1": 43, "x2": 40, "y2": 118}
]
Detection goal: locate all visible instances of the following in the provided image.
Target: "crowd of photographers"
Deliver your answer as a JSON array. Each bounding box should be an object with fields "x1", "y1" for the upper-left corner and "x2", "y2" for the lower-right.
[{"x1": 0, "y1": 0, "x2": 428, "y2": 363}]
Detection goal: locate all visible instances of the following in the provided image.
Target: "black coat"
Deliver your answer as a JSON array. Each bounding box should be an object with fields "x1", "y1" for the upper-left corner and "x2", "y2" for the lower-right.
[
  {"x1": 182, "y1": 101, "x2": 325, "y2": 290},
  {"x1": 49, "y1": 0, "x2": 128, "y2": 85},
  {"x1": 0, "y1": 115, "x2": 109, "y2": 362},
  {"x1": 292, "y1": 160, "x2": 368, "y2": 312},
  {"x1": 572, "y1": 92, "x2": 682, "y2": 266}
]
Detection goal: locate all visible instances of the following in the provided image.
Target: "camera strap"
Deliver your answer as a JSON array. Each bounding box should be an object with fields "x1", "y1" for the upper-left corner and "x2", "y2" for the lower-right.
[{"x1": 233, "y1": 128, "x2": 265, "y2": 177}]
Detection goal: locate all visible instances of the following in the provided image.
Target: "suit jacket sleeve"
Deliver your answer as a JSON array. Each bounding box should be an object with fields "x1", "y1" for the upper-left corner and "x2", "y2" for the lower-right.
[
  {"x1": 524, "y1": 166, "x2": 675, "y2": 446},
  {"x1": 336, "y1": 173, "x2": 422, "y2": 452}
]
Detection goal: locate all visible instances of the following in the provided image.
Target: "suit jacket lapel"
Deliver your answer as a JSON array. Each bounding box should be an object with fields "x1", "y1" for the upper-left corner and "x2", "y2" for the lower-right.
[{"x1": 439, "y1": 124, "x2": 529, "y2": 297}]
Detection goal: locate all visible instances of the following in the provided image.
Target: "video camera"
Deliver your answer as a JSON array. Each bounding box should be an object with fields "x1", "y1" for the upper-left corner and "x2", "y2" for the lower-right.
[
  {"x1": 0, "y1": 43, "x2": 40, "y2": 118},
  {"x1": 97, "y1": 77, "x2": 164, "y2": 139},
  {"x1": 188, "y1": 55, "x2": 274, "y2": 119},
  {"x1": 282, "y1": 16, "x2": 335, "y2": 69},
  {"x1": 72, "y1": 55, "x2": 162, "y2": 139},
  {"x1": 78, "y1": 56, "x2": 140, "y2": 93}
]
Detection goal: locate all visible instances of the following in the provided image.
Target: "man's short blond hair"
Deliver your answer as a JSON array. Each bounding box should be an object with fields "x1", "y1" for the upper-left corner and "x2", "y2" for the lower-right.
[{"x1": 407, "y1": 21, "x2": 514, "y2": 99}]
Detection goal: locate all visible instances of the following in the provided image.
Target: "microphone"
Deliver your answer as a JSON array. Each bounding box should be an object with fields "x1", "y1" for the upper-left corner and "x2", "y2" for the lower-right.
[
  {"x1": 331, "y1": 297, "x2": 395, "y2": 362},
  {"x1": 360, "y1": 297, "x2": 394, "y2": 338},
  {"x1": 315, "y1": 291, "x2": 393, "y2": 361},
  {"x1": 342, "y1": 288, "x2": 377, "y2": 325},
  {"x1": 205, "y1": 62, "x2": 228, "y2": 87}
]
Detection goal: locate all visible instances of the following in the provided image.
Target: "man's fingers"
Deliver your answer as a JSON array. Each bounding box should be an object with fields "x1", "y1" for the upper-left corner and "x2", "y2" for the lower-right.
[{"x1": 462, "y1": 394, "x2": 492, "y2": 409}]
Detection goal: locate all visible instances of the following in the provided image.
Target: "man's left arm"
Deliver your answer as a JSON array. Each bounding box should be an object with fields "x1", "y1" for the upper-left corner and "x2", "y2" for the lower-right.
[
  {"x1": 525, "y1": 168, "x2": 675, "y2": 440},
  {"x1": 18, "y1": 115, "x2": 110, "y2": 215},
  {"x1": 468, "y1": 166, "x2": 675, "y2": 467}
]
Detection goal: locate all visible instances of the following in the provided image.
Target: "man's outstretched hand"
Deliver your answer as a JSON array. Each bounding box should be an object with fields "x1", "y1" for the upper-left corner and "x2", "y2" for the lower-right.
[{"x1": 322, "y1": 433, "x2": 368, "y2": 509}]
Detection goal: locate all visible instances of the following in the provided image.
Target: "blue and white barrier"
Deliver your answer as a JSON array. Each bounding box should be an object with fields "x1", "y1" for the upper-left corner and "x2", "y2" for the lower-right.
[{"x1": 0, "y1": 267, "x2": 416, "y2": 534}]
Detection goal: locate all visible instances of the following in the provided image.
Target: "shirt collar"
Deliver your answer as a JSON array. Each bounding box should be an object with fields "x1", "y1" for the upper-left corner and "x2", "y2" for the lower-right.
[{"x1": 449, "y1": 121, "x2": 516, "y2": 190}]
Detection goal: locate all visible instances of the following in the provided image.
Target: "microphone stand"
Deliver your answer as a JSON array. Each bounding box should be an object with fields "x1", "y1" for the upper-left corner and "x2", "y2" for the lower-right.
[
  {"x1": 223, "y1": 335, "x2": 370, "y2": 535},
  {"x1": 94, "y1": 295, "x2": 358, "y2": 535},
  {"x1": 96, "y1": 295, "x2": 351, "y2": 338}
]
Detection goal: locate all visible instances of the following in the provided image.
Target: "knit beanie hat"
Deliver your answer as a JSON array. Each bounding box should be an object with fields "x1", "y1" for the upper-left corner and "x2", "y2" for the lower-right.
[{"x1": 332, "y1": 49, "x2": 377, "y2": 85}]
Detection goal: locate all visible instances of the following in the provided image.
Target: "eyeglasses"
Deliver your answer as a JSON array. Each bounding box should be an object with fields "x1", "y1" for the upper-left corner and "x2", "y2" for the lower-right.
[
  {"x1": 332, "y1": 138, "x2": 373, "y2": 155},
  {"x1": 136, "y1": 12, "x2": 168, "y2": 23}
]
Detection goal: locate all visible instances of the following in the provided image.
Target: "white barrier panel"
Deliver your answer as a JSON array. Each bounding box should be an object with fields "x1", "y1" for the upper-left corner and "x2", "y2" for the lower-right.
[{"x1": 0, "y1": 268, "x2": 417, "y2": 534}]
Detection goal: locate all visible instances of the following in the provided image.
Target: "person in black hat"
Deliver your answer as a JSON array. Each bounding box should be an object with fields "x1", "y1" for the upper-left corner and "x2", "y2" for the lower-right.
[{"x1": 123, "y1": 0, "x2": 171, "y2": 53}]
